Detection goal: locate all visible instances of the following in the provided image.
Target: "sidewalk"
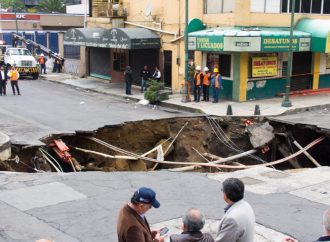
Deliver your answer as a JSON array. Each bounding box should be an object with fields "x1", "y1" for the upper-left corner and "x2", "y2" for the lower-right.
[{"x1": 42, "y1": 72, "x2": 330, "y2": 116}]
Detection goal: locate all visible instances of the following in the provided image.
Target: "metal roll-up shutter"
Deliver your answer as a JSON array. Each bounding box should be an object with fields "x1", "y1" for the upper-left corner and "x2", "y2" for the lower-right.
[
  {"x1": 89, "y1": 47, "x2": 111, "y2": 80},
  {"x1": 49, "y1": 32, "x2": 59, "y2": 54}
]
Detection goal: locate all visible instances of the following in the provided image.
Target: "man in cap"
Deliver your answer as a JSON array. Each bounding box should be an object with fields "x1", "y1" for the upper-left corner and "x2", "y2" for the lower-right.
[
  {"x1": 211, "y1": 68, "x2": 221, "y2": 103},
  {"x1": 117, "y1": 187, "x2": 165, "y2": 242}
]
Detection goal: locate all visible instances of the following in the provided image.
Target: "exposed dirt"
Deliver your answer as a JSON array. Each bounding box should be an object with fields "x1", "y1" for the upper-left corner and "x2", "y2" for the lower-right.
[{"x1": 1, "y1": 116, "x2": 329, "y2": 173}]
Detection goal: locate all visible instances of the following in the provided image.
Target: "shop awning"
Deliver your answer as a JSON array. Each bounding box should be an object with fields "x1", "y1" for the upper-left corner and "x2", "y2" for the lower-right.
[
  {"x1": 64, "y1": 28, "x2": 106, "y2": 47},
  {"x1": 104, "y1": 28, "x2": 160, "y2": 49},
  {"x1": 295, "y1": 18, "x2": 330, "y2": 53},
  {"x1": 188, "y1": 27, "x2": 311, "y2": 52},
  {"x1": 64, "y1": 27, "x2": 160, "y2": 49}
]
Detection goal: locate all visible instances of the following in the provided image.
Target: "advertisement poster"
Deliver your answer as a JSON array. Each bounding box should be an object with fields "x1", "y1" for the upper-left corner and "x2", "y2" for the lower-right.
[{"x1": 252, "y1": 56, "x2": 278, "y2": 77}]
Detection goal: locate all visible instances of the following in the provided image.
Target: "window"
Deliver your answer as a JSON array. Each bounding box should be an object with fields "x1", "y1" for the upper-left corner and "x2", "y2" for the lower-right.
[
  {"x1": 206, "y1": 53, "x2": 231, "y2": 78},
  {"x1": 64, "y1": 45, "x2": 80, "y2": 59},
  {"x1": 204, "y1": 0, "x2": 234, "y2": 14},
  {"x1": 281, "y1": 0, "x2": 330, "y2": 14},
  {"x1": 326, "y1": 54, "x2": 330, "y2": 69}
]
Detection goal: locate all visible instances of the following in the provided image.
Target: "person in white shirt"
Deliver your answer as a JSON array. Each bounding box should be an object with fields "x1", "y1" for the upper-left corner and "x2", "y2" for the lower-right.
[{"x1": 152, "y1": 66, "x2": 161, "y2": 81}]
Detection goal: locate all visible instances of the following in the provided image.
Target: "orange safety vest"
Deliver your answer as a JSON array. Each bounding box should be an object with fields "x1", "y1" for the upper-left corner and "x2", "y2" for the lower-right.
[
  {"x1": 9, "y1": 70, "x2": 19, "y2": 81},
  {"x1": 194, "y1": 72, "x2": 202, "y2": 86},
  {"x1": 203, "y1": 73, "x2": 210, "y2": 86},
  {"x1": 39, "y1": 56, "x2": 45, "y2": 64}
]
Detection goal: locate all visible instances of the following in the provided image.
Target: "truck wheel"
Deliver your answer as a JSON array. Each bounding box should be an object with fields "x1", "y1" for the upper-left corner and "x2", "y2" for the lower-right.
[{"x1": 32, "y1": 73, "x2": 39, "y2": 80}]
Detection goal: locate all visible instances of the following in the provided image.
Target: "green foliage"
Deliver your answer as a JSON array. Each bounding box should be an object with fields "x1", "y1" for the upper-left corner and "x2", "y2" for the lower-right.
[
  {"x1": 35, "y1": 0, "x2": 66, "y2": 13},
  {"x1": 144, "y1": 79, "x2": 164, "y2": 104},
  {"x1": 1, "y1": 0, "x2": 26, "y2": 12}
]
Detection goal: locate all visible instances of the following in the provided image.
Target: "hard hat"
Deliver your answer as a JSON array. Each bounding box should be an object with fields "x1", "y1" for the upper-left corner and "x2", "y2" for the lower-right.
[
  {"x1": 204, "y1": 67, "x2": 209, "y2": 72},
  {"x1": 40, "y1": 53, "x2": 44, "y2": 56},
  {"x1": 213, "y1": 67, "x2": 219, "y2": 73},
  {"x1": 196, "y1": 66, "x2": 201, "y2": 71}
]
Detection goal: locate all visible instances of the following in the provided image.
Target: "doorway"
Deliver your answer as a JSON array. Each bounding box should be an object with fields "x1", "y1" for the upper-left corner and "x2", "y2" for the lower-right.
[
  {"x1": 164, "y1": 51, "x2": 172, "y2": 88},
  {"x1": 291, "y1": 52, "x2": 312, "y2": 91}
]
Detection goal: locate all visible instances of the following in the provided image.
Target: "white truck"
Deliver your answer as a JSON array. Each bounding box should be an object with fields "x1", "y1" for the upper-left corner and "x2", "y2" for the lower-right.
[{"x1": 4, "y1": 47, "x2": 39, "y2": 80}]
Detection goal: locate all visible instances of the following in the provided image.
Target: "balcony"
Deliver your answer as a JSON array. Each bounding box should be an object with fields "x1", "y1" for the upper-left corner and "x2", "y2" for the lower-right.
[{"x1": 92, "y1": 0, "x2": 126, "y2": 18}]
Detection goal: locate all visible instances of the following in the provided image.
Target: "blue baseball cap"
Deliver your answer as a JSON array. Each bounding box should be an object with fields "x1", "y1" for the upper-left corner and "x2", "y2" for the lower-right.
[{"x1": 136, "y1": 187, "x2": 160, "y2": 208}]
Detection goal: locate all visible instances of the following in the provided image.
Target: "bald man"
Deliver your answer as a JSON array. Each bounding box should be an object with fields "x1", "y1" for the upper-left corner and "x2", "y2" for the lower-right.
[{"x1": 170, "y1": 208, "x2": 214, "y2": 242}]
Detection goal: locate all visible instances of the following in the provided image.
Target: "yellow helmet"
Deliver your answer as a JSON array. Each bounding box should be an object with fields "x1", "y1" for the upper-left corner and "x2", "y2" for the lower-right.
[{"x1": 213, "y1": 68, "x2": 219, "y2": 73}]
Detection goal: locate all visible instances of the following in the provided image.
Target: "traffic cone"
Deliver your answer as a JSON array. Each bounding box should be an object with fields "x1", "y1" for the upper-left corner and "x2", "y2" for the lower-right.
[
  {"x1": 226, "y1": 105, "x2": 233, "y2": 115},
  {"x1": 254, "y1": 105, "x2": 261, "y2": 115}
]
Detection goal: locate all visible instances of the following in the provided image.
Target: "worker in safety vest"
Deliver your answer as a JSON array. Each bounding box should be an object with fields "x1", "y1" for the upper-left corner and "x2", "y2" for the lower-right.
[
  {"x1": 38, "y1": 53, "x2": 47, "y2": 74},
  {"x1": 202, "y1": 66, "x2": 211, "y2": 101},
  {"x1": 193, "y1": 66, "x2": 203, "y2": 102},
  {"x1": 7, "y1": 65, "x2": 20, "y2": 95},
  {"x1": 211, "y1": 67, "x2": 221, "y2": 103}
]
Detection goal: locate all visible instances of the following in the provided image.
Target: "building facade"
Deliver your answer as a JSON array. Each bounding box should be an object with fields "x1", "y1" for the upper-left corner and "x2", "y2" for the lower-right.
[{"x1": 66, "y1": 0, "x2": 330, "y2": 101}]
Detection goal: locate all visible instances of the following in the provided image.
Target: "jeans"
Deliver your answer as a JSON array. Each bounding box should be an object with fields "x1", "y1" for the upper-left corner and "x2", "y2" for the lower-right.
[
  {"x1": 141, "y1": 78, "x2": 146, "y2": 92},
  {"x1": 126, "y1": 81, "x2": 132, "y2": 94},
  {"x1": 193, "y1": 85, "x2": 201, "y2": 102},
  {"x1": 213, "y1": 86, "x2": 220, "y2": 102},
  {"x1": 11, "y1": 81, "x2": 20, "y2": 95}
]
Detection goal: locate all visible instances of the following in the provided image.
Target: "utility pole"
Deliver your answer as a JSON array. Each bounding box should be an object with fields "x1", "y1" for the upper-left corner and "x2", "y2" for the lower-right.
[
  {"x1": 182, "y1": 0, "x2": 191, "y2": 102},
  {"x1": 281, "y1": 0, "x2": 295, "y2": 107},
  {"x1": 14, "y1": 0, "x2": 19, "y2": 34}
]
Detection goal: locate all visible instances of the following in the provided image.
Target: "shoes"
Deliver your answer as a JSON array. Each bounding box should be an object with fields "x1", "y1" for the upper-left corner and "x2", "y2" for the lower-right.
[
  {"x1": 18, "y1": 93, "x2": 21, "y2": 95},
  {"x1": 212, "y1": 101, "x2": 218, "y2": 103}
]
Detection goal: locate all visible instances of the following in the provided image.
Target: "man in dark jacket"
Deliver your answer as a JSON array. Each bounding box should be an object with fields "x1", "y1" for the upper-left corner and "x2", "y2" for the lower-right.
[
  {"x1": 0, "y1": 65, "x2": 7, "y2": 96},
  {"x1": 140, "y1": 65, "x2": 150, "y2": 93},
  {"x1": 124, "y1": 66, "x2": 133, "y2": 95},
  {"x1": 170, "y1": 208, "x2": 214, "y2": 242},
  {"x1": 117, "y1": 187, "x2": 165, "y2": 242}
]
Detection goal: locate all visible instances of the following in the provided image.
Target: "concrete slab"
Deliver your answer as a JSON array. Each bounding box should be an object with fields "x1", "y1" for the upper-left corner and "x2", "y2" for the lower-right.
[
  {"x1": 0, "y1": 182, "x2": 87, "y2": 211},
  {"x1": 289, "y1": 181, "x2": 330, "y2": 205}
]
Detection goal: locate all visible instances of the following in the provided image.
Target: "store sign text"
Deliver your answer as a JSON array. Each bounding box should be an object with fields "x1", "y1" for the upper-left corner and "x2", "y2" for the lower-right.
[
  {"x1": 252, "y1": 56, "x2": 278, "y2": 77},
  {"x1": 196, "y1": 37, "x2": 223, "y2": 51}
]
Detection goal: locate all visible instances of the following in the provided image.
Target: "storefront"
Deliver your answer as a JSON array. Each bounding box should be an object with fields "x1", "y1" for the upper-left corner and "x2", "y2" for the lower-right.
[
  {"x1": 296, "y1": 18, "x2": 330, "y2": 89},
  {"x1": 189, "y1": 26, "x2": 312, "y2": 101},
  {"x1": 64, "y1": 27, "x2": 160, "y2": 82}
]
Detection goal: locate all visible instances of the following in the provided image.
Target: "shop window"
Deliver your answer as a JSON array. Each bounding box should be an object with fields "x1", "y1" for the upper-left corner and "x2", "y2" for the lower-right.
[
  {"x1": 323, "y1": 0, "x2": 330, "y2": 13},
  {"x1": 326, "y1": 54, "x2": 330, "y2": 69},
  {"x1": 64, "y1": 45, "x2": 80, "y2": 59},
  {"x1": 113, "y1": 51, "x2": 125, "y2": 72},
  {"x1": 206, "y1": 53, "x2": 231, "y2": 78},
  {"x1": 312, "y1": 0, "x2": 322, "y2": 13},
  {"x1": 301, "y1": 0, "x2": 311, "y2": 13}
]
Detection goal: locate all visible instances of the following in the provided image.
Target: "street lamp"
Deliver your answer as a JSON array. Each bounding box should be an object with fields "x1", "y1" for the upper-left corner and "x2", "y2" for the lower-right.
[
  {"x1": 182, "y1": 0, "x2": 191, "y2": 102},
  {"x1": 281, "y1": 0, "x2": 295, "y2": 107}
]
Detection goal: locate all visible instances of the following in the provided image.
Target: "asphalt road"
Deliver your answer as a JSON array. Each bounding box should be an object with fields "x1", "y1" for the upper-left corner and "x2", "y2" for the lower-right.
[{"x1": 0, "y1": 79, "x2": 190, "y2": 145}]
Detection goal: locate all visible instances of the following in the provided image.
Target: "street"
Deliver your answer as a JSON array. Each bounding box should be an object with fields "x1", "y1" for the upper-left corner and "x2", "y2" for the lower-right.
[{"x1": 0, "y1": 78, "x2": 190, "y2": 146}]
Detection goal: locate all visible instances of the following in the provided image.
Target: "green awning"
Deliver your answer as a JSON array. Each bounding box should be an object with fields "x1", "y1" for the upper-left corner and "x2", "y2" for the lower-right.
[
  {"x1": 64, "y1": 28, "x2": 106, "y2": 47},
  {"x1": 64, "y1": 27, "x2": 160, "y2": 49},
  {"x1": 295, "y1": 18, "x2": 330, "y2": 53},
  {"x1": 188, "y1": 27, "x2": 311, "y2": 52}
]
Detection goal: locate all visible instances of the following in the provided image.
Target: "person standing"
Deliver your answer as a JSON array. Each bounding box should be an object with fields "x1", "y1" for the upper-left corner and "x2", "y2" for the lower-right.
[
  {"x1": 211, "y1": 68, "x2": 221, "y2": 103},
  {"x1": 7, "y1": 65, "x2": 20, "y2": 96},
  {"x1": 202, "y1": 67, "x2": 211, "y2": 101},
  {"x1": 140, "y1": 65, "x2": 150, "y2": 93},
  {"x1": 0, "y1": 65, "x2": 7, "y2": 96},
  {"x1": 216, "y1": 178, "x2": 255, "y2": 242},
  {"x1": 117, "y1": 187, "x2": 165, "y2": 242},
  {"x1": 170, "y1": 208, "x2": 215, "y2": 242},
  {"x1": 193, "y1": 66, "x2": 203, "y2": 102},
  {"x1": 152, "y1": 66, "x2": 161, "y2": 81},
  {"x1": 124, "y1": 66, "x2": 133, "y2": 95},
  {"x1": 38, "y1": 53, "x2": 47, "y2": 74}
]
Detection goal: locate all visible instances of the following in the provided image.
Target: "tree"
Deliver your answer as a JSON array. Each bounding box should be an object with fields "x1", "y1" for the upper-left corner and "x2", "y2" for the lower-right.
[
  {"x1": 1, "y1": 0, "x2": 26, "y2": 12},
  {"x1": 36, "y1": 0, "x2": 66, "y2": 13}
]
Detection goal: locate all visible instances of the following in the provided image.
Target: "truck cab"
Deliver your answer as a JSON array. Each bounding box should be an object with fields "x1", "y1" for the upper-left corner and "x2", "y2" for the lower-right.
[{"x1": 4, "y1": 47, "x2": 39, "y2": 79}]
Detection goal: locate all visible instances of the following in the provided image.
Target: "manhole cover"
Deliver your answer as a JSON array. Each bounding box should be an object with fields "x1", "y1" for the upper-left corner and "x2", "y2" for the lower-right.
[
  {"x1": 239, "y1": 177, "x2": 264, "y2": 185},
  {"x1": 261, "y1": 170, "x2": 290, "y2": 179}
]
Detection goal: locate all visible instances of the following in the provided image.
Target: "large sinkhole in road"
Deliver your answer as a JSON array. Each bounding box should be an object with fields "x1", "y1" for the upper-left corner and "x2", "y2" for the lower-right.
[{"x1": 1, "y1": 116, "x2": 329, "y2": 173}]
